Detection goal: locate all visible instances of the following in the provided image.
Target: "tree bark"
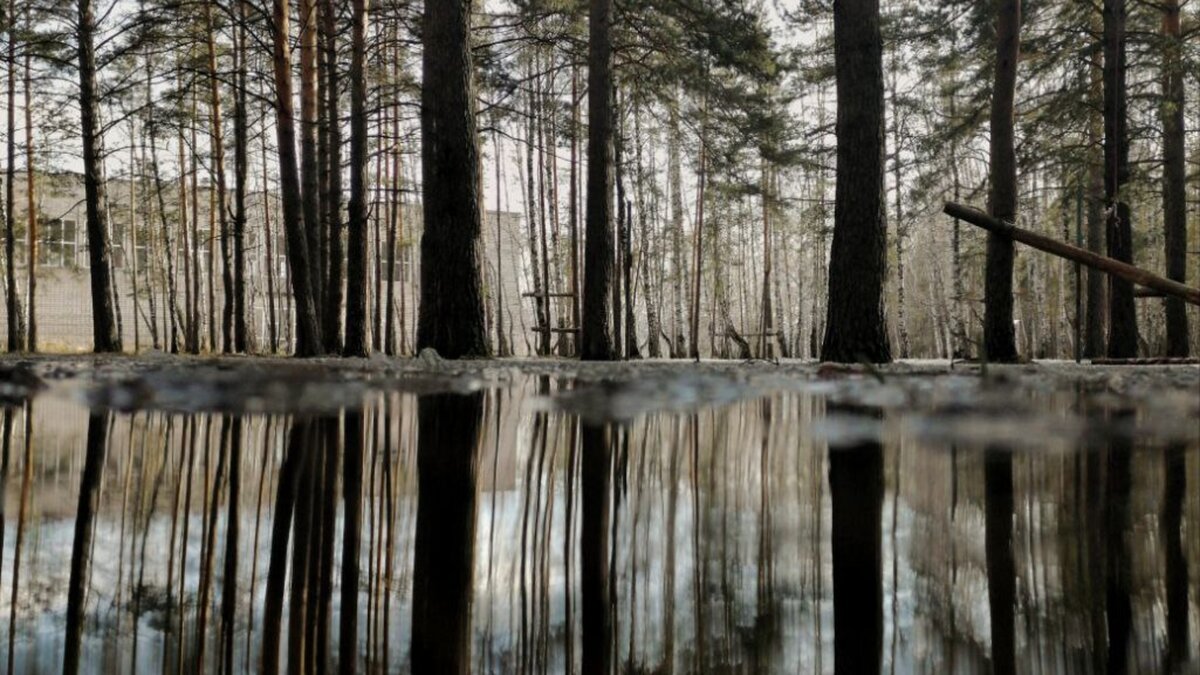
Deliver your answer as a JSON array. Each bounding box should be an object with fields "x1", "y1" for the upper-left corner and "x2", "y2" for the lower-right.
[
  {"x1": 1160, "y1": 0, "x2": 1188, "y2": 356},
  {"x1": 581, "y1": 0, "x2": 617, "y2": 360},
  {"x1": 271, "y1": 0, "x2": 323, "y2": 356},
  {"x1": 668, "y1": 99, "x2": 685, "y2": 357},
  {"x1": 1085, "y1": 54, "x2": 1106, "y2": 359},
  {"x1": 203, "y1": 0, "x2": 234, "y2": 353},
  {"x1": 1103, "y1": 0, "x2": 1138, "y2": 357},
  {"x1": 232, "y1": 0, "x2": 250, "y2": 352},
  {"x1": 344, "y1": 0, "x2": 371, "y2": 356},
  {"x1": 417, "y1": 0, "x2": 490, "y2": 357},
  {"x1": 320, "y1": 0, "x2": 343, "y2": 353},
  {"x1": 821, "y1": 0, "x2": 891, "y2": 363},
  {"x1": 300, "y1": 0, "x2": 324, "y2": 333},
  {"x1": 77, "y1": 0, "x2": 121, "y2": 352},
  {"x1": 23, "y1": 52, "x2": 35, "y2": 351},
  {"x1": 4, "y1": 0, "x2": 26, "y2": 352},
  {"x1": 984, "y1": 0, "x2": 1021, "y2": 362}
]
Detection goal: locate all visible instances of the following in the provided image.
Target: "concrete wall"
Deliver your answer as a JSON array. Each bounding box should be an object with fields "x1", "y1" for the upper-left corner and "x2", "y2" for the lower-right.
[{"x1": 0, "y1": 171, "x2": 540, "y2": 354}]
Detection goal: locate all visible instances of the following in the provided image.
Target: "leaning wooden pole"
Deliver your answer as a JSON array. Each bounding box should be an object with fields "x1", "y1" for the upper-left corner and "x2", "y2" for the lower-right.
[{"x1": 944, "y1": 202, "x2": 1200, "y2": 307}]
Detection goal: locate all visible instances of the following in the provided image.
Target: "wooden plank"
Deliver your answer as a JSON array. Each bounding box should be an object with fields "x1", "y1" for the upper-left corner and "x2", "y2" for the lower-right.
[{"x1": 944, "y1": 202, "x2": 1200, "y2": 307}]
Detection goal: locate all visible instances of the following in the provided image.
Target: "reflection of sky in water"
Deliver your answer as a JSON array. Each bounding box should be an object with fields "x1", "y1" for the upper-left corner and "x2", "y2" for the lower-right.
[{"x1": 0, "y1": 364, "x2": 1197, "y2": 673}]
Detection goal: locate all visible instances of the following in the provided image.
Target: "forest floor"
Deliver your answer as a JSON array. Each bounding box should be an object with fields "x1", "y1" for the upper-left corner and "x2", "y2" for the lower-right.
[{"x1": 1, "y1": 353, "x2": 1196, "y2": 447}]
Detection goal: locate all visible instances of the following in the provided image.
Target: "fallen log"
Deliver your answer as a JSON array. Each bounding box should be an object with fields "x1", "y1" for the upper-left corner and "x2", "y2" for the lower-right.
[{"x1": 944, "y1": 202, "x2": 1200, "y2": 307}]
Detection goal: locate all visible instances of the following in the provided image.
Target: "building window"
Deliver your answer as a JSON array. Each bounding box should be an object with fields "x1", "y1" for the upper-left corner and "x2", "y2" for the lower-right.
[
  {"x1": 111, "y1": 221, "x2": 127, "y2": 268},
  {"x1": 40, "y1": 218, "x2": 78, "y2": 268}
]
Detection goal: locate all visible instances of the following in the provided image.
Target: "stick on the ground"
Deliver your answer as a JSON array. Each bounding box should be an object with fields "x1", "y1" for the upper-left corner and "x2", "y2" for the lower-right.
[{"x1": 944, "y1": 202, "x2": 1200, "y2": 307}]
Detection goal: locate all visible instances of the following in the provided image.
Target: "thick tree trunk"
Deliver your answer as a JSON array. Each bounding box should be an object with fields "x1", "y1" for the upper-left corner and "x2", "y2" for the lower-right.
[
  {"x1": 984, "y1": 0, "x2": 1021, "y2": 362},
  {"x1": 344, "y1": 0, "x2": 371, "y2": 356},
  {"x1": 271, "y1": 0, "x2": 323, "y2": 356},
  {"x1": 821, "y1": 0, "x2": 891, "y2": 363},
  {"x1": 77, "y1": 0, "x2": 121, "y2": 353},
  {"x1": 582, "y1": 0, "x2": 616, "y2": 360},
  {"x1": 1103, "y1": 0, "x2": 1138, "y2": 357},
  {"x1": 417, "y1": 0, "x2": 490, "y2": 357},
  {"x1": 1161, "y1": 0, "x2": 1189, "y2": 357}
]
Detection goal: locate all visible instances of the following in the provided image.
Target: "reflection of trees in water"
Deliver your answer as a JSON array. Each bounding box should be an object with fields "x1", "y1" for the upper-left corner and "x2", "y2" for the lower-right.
[{"x1": 2, "y1": 385, "x2": 1197, "y2": 674}]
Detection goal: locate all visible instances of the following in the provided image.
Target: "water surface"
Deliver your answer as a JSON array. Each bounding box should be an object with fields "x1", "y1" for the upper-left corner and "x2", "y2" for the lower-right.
[{"x1": 0, "y1": 359, "x2": 1196, "y2": 674}]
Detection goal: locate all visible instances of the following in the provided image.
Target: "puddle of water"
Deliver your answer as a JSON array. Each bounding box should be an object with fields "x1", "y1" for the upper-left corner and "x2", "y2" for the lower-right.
[{"x1": 0, "y1": 363, "x2": 1197, "y2": 674}]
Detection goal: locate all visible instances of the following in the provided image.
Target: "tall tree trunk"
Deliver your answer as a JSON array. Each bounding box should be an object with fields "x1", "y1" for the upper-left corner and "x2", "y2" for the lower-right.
[
  {"x1": 23, "y1": 51, "x2": 35, "y2": 351},
  {"x1": 4, "y1": 0, "x2": 26, "y2": 352},
  {"x1": 203, "y1": 0, "x2": 235, "y2": 353},
  {"x1": 888, "y1": 61, "x2": 909, "y2": 359},
  {"x1": 494, "y1": 129, "x2": 508, "y2": 356},
  {"x1": 177, "y1": 121, "x2": 192, "y2": 352},
  {"x1": 689, "y1": 91, "x2": 707, "y2": 360},
  {"x1": 1103, "y1": 0, "x2": 1138, "y2": 357},
  {"x1": 984, "y1": 0, "x2": 1021, "y2": 363},
  {"x1": 1085, "y1": 52, "x2": 1106, "y2": 359},
  {"x1": 271, "y1": 0, "x2": 323, "y2": 356},
  {"x1": 319, "y1": 0, "x2": 343, "y2": 353},
  {"x1": 300, "y1": 0, "x2": 325, "y2": 334},
  {"x1": 668, "y1": 99, "x2": 685, "y2": 357},
  {"x1": 385, "y1": 124, "x2": 400, "y2": 356},
  {"x1": 125, "y1": 123, "x2": 141, "y2": 352},
  {"x1": 760, "y1": 162, "x2": 774, "y2": 359},
  {"x1": 821, "y1": 0, "x2": 891, "y2": 363},
  {"x1": 581, "y1": 0, "x2": 616, "y2": 360},
  {"x1": 569, "y1": 66, "x2": 581, "y2": 355},
  {"x1": 525, "y1": 65, "x2": 548, "y2": 355},
  {"x1": 417, "y1": 0, "x2": 490, "y2": 357},
  {"x1": 536, "y1": 57, "x2": 553, "y2": 356},
  {"x1": 635, "y1": 104, "x2": 661, "y2": 358},
  {"x1": 77, "y1": 0, "x2": 121, "y2": 352},
  {"x1": 344, "y1": 0, "x2": 371, "y2": 356},
  {"x1": 148, "y1": 80, "x2": 182, "y2": 353},
  {"x1": 232, "y1": 0, "x2": 250, "y2": 352},
  {"x1": 1160, "y1": 0, "x2": 1188, "y2": 357}
]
